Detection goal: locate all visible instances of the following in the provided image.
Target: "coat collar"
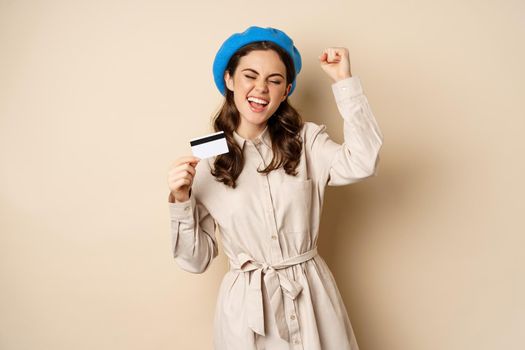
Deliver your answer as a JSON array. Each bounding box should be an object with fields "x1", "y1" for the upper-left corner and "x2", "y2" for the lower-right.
[{"x1": 232, "y1": 125, "x2": 272, "y2": 149}]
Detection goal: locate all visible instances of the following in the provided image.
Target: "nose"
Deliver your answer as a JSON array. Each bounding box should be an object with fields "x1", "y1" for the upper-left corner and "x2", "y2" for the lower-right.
[{"x1": 254, "y1": 78, "x2": 269, "y2": 92}]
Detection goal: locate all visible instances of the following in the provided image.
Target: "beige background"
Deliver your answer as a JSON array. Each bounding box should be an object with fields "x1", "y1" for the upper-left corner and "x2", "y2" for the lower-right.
[{"x1": 1, "y1": 0, "x2": 524, "y2": 349}]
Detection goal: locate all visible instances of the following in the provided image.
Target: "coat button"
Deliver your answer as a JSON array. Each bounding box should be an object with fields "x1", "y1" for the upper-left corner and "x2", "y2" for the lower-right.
[
  {"x1": 271, "y1": 235, "x2": 277, "y2": 240},
  {"x1": 290, "y1": 314, "x2": 296, "y2": 320}
]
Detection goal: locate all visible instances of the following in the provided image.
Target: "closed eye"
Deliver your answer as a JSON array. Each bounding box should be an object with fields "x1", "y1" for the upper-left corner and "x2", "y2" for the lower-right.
[{"x1": 245, "y1": 74, "x2": 282, "y2": 85}]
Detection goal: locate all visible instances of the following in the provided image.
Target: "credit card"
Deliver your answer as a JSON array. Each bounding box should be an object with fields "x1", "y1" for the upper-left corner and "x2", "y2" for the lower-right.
[{"x1": 190, "y1": 131, "x2": 229, "y2": 159}]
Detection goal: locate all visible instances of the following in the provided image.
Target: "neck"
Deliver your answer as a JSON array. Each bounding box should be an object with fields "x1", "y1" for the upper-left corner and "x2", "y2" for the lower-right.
[{"x1": 236, "y1": 121, "x2": 267, "y2": 140}]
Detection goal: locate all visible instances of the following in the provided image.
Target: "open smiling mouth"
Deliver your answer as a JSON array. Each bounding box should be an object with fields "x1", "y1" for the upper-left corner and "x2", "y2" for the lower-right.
[{"x1": 247, "y1": 96, "x2": 269, "y2": 113}]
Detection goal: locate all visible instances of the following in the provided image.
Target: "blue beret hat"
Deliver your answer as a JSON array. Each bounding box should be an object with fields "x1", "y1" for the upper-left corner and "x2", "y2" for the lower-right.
[{"x1": 212, "y1": 26, "x2": 302, "y2": 96}]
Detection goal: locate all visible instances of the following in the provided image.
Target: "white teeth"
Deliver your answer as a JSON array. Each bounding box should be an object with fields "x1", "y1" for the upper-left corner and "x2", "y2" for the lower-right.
[{"x1": 247, "y1": 96, "x2": 269, "y2": 105}]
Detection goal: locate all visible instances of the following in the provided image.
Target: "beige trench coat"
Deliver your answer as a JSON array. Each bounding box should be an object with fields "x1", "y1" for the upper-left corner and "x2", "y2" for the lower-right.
[{"x1": 168, "y1": 76, "x2": 383, "y2": 350}]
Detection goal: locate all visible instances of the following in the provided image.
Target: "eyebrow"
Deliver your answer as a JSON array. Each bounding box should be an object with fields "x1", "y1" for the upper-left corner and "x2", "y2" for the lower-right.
[{"x1": 241, "y1": 68, "x2": 285, "y2": 79}]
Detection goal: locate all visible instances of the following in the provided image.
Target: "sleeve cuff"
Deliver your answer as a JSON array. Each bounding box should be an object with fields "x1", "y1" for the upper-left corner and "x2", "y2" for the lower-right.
[
  {"x1": 169, "y1": 193, "x2": 195, "y2": 219},
  {"x1": 331, "y1": 76, "x2": 363, "y2": 103}
]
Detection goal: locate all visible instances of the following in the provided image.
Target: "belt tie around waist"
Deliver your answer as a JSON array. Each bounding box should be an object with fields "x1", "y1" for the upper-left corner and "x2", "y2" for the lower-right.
[{"x1": 229, "y1": 247, "x2": 318, "y2": 342}]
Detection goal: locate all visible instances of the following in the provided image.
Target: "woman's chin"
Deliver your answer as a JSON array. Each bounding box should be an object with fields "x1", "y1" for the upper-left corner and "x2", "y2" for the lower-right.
[{"x1": 240, "y1": 110, "x2": 271, "y2": 126}]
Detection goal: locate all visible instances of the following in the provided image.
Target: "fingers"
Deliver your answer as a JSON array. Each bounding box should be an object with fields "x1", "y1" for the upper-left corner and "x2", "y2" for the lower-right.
[
  {"x1": 168, "y1": 155, "x2": 200, "y2": 194},
  {"x1": 172, "y1": 177, "x2": 192, "y2": 189},
  {"x1": 326, "y1": 48, "x2": 340, "y2": 63},
  {"x1": 172, "y1": 156, "x2": 201, "y2": 168},
  {"x1": 168, "y1": 156, "x2": 199, "y2": 178},
  {"x1": 319, "y1": 47, "x2": 349, "y2": 63},
  {"x1": 168, "y1": 163, "x2": 197, "y2": 184},
  {"x1": 168, "y1": 168, "x2": 195, "y2": 193},
  {"x1": 173, "y1": 162, "x2": 197, "y2": 177}
]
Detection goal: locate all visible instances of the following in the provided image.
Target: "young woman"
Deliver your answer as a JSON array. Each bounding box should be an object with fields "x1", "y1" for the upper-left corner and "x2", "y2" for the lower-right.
[{"x1": 167, "y1": 26, "x2": 383, "y2": 350}]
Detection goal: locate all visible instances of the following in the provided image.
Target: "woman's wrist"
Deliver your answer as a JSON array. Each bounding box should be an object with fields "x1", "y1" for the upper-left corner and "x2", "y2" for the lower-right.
[
  {"x1": 169, "y1": 190, "x2": 191, "y2": 203},
  {"x1": 334, "y1": 72, "x2": 352, "y2": 82}
]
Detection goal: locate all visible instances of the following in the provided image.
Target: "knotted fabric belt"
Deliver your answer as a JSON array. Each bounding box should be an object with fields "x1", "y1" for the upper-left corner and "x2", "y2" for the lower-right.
[{"x1": 229, "y1": 247, "x2": 318, "y2": 342}]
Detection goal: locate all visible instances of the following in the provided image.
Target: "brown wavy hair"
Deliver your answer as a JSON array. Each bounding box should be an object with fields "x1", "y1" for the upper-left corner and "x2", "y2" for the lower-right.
[{"x1": 211, "y1": 41, "x2": 304, "y2": 188}]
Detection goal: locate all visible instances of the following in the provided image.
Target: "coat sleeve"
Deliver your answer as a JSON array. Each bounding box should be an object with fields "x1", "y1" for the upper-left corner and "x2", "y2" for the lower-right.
[
  {"x1": 168, "y1": 191, "x2": 218, "y2": 274},
  {"x1": 306, "y1": 76, "x2": 384, "y2": 186}
]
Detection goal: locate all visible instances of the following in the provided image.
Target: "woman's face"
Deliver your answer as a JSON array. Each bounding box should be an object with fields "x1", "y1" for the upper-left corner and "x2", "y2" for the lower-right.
[{"x1": 224, "y1": 49, "x2": 292, "y2": 135}]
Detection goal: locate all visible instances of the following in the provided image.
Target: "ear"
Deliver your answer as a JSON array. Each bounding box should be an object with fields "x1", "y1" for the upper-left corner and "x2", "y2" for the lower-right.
[
  {"x1": 281, "y1": 83, "x2": 292, "y2": 102},
  {"x1": 224, "y1": 71, "x2": 234, "y2": 92}
]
